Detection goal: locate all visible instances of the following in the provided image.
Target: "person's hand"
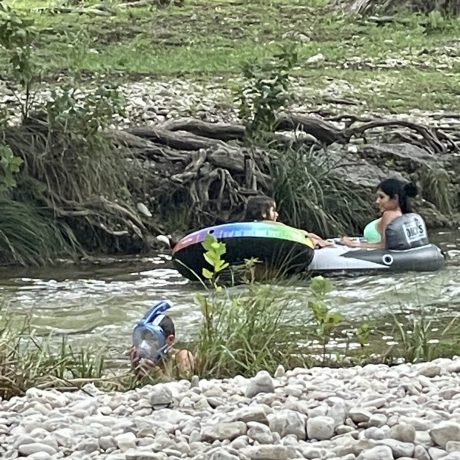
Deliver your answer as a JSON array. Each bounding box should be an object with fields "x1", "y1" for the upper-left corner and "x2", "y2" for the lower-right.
[
  {"x1": 129, "y1": 346, "x2": 157, "y2": 379},
  {"x1": 340, "y1": 236, "x2": 359, "y2": 248},
  {"x1": 317, "y1": 238, "x2": 334, "y2": 248}
]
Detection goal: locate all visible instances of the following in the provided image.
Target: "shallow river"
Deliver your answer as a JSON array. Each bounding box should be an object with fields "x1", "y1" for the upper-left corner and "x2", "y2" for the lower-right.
[{"x1": 0, "y1": 230, "x2": 459, "y2": 358}]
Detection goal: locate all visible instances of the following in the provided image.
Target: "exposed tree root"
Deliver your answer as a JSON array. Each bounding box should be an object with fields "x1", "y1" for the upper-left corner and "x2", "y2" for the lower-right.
[{"x1": 4, "y1": 111, "x2": 458, "y2": 257}]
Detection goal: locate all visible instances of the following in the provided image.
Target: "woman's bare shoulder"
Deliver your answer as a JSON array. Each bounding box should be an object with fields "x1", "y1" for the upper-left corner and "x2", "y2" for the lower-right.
[{"x1": 381, "y1": 210, "x2": 401, "y2": 224}]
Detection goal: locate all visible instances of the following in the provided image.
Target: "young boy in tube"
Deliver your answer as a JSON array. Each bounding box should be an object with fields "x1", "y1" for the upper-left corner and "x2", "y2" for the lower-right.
[{"x1": 245, "y1": 195, "x2": 331, "y2": 248}]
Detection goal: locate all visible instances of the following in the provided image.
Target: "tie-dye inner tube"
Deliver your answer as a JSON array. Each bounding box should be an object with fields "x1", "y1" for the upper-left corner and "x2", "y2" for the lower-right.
[{"x1": 172, "y1": 222, "x2": 315, "y2": 281}]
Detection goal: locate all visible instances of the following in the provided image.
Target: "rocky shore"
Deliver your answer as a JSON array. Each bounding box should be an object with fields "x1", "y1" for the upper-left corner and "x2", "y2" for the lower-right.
[{"x1": 2, "y1": 358, "x2": 460, "y2": 460}]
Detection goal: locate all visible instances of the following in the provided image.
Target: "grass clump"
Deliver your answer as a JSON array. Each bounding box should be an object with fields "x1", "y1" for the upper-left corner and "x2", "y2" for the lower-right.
[
  {"x1": 0, "y1": 198, "x2": 79, "y2": 266},
  {"x1": 419, "y1": 166, "x2": 456, "y2": 215},
  {"x1": 194, "y1": 284, "x2": 311, "y2": 378},
  {"x1": 270, "y1": 144, "x2": 374, "y2": 236},
  {"x1": 385, "y1": 309, "x2": 460, "y2": 363},
  {"x1": 0, "y1": 301, "x2": 110, "y2": 399}
]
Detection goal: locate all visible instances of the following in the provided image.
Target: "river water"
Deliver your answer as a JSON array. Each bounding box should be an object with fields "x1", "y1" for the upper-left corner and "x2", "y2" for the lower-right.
[{"x1": 0, "y1": 230, "x2": 459, "y2": 359}]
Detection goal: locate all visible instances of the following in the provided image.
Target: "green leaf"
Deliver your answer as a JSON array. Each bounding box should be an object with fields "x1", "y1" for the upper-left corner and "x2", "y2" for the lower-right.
[{"x1": 202, "y1": 268, "x2": 214, "y2": 280}]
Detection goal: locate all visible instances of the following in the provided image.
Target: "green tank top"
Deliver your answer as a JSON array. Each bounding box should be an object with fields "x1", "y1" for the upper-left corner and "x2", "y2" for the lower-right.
[{"x1": 363, "y1": 219, "x2": 382, "y2": 243}]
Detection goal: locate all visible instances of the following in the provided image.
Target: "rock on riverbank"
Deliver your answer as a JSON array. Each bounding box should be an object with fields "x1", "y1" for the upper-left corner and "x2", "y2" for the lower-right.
[{"x1": 2, "y1": 359, "x2": 460, "y2": 460}]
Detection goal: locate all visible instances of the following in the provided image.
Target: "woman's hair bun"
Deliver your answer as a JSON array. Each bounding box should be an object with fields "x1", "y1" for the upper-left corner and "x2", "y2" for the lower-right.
[{"x1": 404, "y1": 182, "x2": 418, "y2": 198}]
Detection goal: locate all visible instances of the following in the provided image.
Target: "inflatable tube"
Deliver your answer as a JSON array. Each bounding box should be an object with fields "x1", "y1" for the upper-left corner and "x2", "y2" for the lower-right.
[
  {"x1": 308, "y1": 242, "x2": 446, "y2": 273},
  {"x1": 172, "y1": 222, "x2": 315, "y2": 281}
]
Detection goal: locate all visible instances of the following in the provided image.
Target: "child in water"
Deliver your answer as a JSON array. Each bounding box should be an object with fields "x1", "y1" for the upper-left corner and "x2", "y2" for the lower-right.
[
  {"x1": 130, "y1": 301, "x2": 194, "y2": 379},
  {"x1": 245, "y1": 195, "x2": 331, "y2": 248}
]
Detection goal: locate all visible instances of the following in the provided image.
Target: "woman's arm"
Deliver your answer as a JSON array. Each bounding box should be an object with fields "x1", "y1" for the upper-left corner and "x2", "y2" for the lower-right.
[{"x1": 341, "y1": 236, "x2": 384, "y2": 249}]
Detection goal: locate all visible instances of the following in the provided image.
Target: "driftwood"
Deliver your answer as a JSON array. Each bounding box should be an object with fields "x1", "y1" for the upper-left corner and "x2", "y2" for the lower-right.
[
  {"x1": 160, "y1": 118, "x2": 246, "y2": 141},
  {"x1": 108, "y1": 112, "x2": 458, "y2": 235},
  {"x1": 10, "y1": 110, "x2": 456, "y2": 252},
  {"x1": 276, "y1": 114, "x2": 348, "y2": 145},
  {"x1": 127, "y1": 126, "x2": 221, "y2": 151}
]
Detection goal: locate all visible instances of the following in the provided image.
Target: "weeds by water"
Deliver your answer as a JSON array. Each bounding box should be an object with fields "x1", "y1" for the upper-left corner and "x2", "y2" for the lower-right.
[
  {"x1": 419, "y1": 167, "x2": 456, "y2": 215},
  {"x1": 1, "y1": 235, "x2": 458, "y2": 398},
  {"x1": 386, "y1": 309, "x2": 460, "y2": 363},
  {"x1": 0, "y1": 199, "x2": 79, "y2": 266},
  {"x1": 0, "y1": 301, "x2": 117, "y2": 399}
]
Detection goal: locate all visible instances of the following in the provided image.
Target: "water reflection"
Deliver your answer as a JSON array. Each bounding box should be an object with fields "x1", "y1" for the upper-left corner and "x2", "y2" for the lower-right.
[{"x1": 0, "y1": 230, "x2": 458, "y2": 356}]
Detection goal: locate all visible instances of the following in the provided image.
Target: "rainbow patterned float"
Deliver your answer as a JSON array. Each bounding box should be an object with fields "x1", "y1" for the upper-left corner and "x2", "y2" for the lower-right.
[
  {"x1": 172, "y1": 219, "x2": 446, "y2": 281},
  {"x1": 171, "y1": 222, "x2": 315, "y2": 281}
]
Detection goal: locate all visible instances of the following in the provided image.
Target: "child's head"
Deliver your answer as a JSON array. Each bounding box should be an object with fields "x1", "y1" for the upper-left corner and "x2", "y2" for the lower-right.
[
  {"x1": 132, "y1": 303, "x2": 176, "y2": 365},
  {"x1": 159, "y1": 315, "x2": 175, "y2": 347},
  {"x1": 244, "y1": 195, "x2": 278, "y2": 221}
]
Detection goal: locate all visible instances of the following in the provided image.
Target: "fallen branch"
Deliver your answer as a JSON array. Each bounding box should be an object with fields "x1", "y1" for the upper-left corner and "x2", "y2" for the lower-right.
[
  {"x1": 343, "y1": 119, "x2": 447, "y2": 153},
  {"x1": 160, "y1": 118, "x2": 246, "y2": 141},
  {"x1": 276, "y1": 113, "x2": 348, "y2": 145},
  {"x1": 127, "y1": 126, "x2": 221, "y2": 150}
]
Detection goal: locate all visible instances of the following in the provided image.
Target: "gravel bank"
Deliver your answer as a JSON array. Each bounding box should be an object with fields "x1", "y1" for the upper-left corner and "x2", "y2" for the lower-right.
[{"x1": 2, "y1": 358, "x2": 460, "y2": 459}]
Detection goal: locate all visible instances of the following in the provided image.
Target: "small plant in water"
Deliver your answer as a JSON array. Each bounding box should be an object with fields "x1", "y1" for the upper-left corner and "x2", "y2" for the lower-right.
[
  {"x1": 308, "y1": 276, "x2": 343, "y2": 361},
  {"x1": 201, "y1": 234, "x2": 229, "y2": 289},
  {"x1": 0, "y1": 302, "x2": 109, "y2": 399},
  {"x1": 194, "y1": 236, "x2": 310, "y2": 377},
  {"x1": 356, "y1": 322, "x2": 372, "y2": 348},
  {"x1": 389, "y1": 308, "x2": 460, "y2": 363}
]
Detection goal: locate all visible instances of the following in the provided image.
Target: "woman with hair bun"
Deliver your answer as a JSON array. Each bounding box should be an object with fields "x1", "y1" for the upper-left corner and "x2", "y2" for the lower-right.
[{"x1": 341, "y1": 178, "x2": 418, "y2": 249}]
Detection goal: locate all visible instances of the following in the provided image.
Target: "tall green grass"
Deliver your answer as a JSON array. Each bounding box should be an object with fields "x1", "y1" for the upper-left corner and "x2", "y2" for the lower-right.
[
  {"x1": 193, "y1": 284, "x2": 314, "y2": 377},
  {"x1": 269, "y1": 144, "x2": 374, "y2": 236},
  {"x1": 387, "y1": 309, "x2": 460, "y2": 363},
  {"x1": 419, "y1": 167, "x2": 456, "y2": 215},
  {"x1": 0, "y1": 198, "x2": 80, "y2": 265},
  {"x1": 0, "y1": 301, "x2": 111, "y2": 399}
]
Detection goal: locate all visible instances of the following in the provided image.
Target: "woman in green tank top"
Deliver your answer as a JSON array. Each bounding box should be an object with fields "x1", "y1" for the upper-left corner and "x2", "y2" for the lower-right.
[
  {"x1": 341, "y1": 178, "x2": 418, "y2": 249},
  {"x1": 363, "y1": 219, "x2": 382, "y2": 244}
]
